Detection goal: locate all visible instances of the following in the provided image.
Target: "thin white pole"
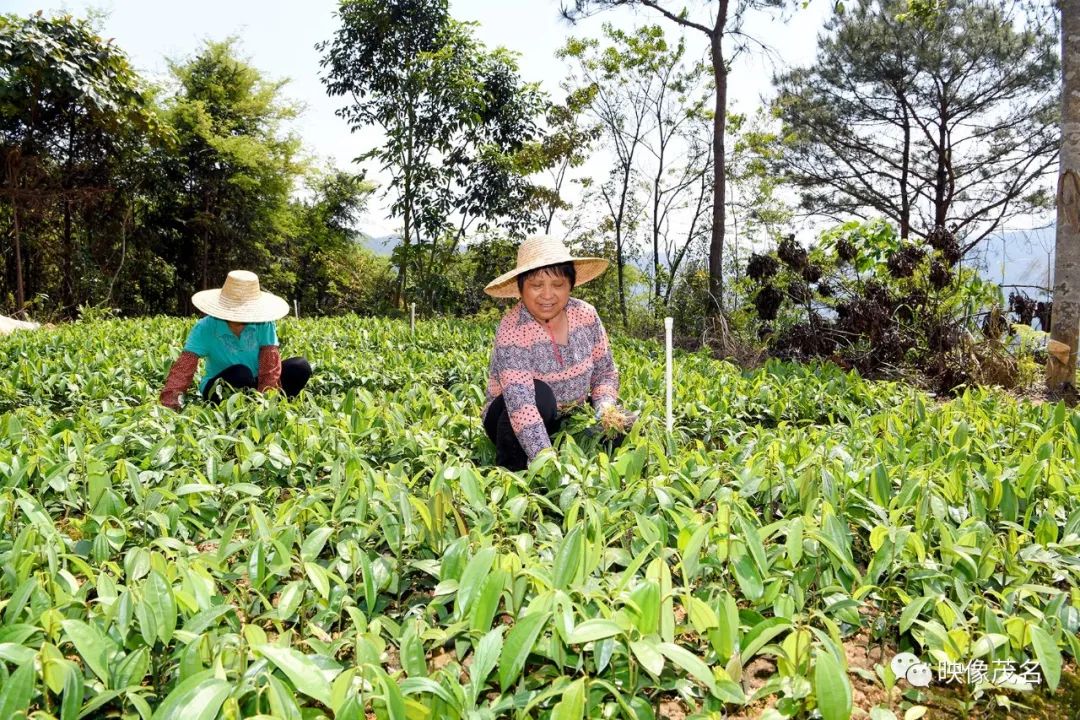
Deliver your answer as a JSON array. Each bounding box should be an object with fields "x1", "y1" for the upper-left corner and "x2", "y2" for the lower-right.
[
  {"x1": 664, "y1": 316, "x2": 673, "y2": 434},
  {"x1": 293, "y1": 299, "x2": 299, "y2": 319},
  {"x1": 410, "y1": 302, "x2": 416, "y2": 335}
]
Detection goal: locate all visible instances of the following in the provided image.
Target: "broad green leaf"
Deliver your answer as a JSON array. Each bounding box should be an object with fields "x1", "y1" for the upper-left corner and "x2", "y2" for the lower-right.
[
  {"x1": 0, "y1": 643, "x2": 35, "y2": 665},
  {"x1": 399, "y1": 623, "x2": 427, "y2": 678},
  {"x1": 471, "y1": 627, "x2": 503, "y2": 692},
  {"x1": 680, "y1": 521, "x2": 713, "y2": 582},
  {"x1": 275, "y1": 581, "x2": 306, "y2": 621},
  {"x1": 630, "y1": 636, "x2": 665, "y2": 677},
  {"x1": 377, "y1": 668, "x2": 406, "y2": 720},
  {"x1": 304, "y1": 562, "x2": 331, "y2": 600},
  {"x1": 400, "y1": 677, "x2": 460, "y2": 711},
  {"x1": 553, "y1": 526, "x2": 584, "y2": 590},
  {"x1": 684, "y1": 595, "x2": 719, "y2": 634},
  {"x1": 182, "y1": 605, "x2": 235, "y2": 635},
  {"x1": 265, "y1": 673, "x2": 303, "y2": 720},
  {"x1": 731, "y1": 551, "x2": 764, "y2": 601},
  {"x1": 144, "y1": 571, "x2": 177, "y2": 645},
  {"x1": 1029, "y1": 624, "x2": 1062, "y2": 691},
  {"x1": 551, "y1": 677, "x2": 586, "y2": 720},
  {"x1": 300, "y1": 526, "x2": 334, "y2": 562},
  {"x1": 60, "y1": 660, "x2": 83, "y2": 720},
  {"x1": 786, "y1": 517, "x2": 804, "y2": 566},
  {"x1": 455, "y1": 546, "x2": 496, "y2": 620},
  {"x1": 737, "y1": 515, "x2": 770, "y2": 577},
  {"x1": 498, "y1": 611, "x2": 550, "y2": 691},
  {"x1": 658, "y1": 642, "x2": 719, "y2": 697},
  {"x1": 899, "y1": 596, "x2": 933, "y2": 634},
  {"x1": 150, "y1": 670, "x2": 230, "y2": 720},
  {"x1": 61, "y1": 619, "x2": 116, "y2": 685},
  {"x1": 359, "y1": 550, "x2": 377, "y2": 612},
  {"x1": 567, "y1": 619, "x2": 622, "y2": 644},
  {"x1": 814, "y1": 647, "x2": 852, "y2": 720},
  {"x1": 257, "y1": 644, "x2": 337, "y2": 707},
  {"x1": 0, "y1": 659, "x2": 34, "y2": 720},
  {"x1": 741, "y1": 617, "x2": 791, "y2": 661},
  {"x1": 469, "y1": 568, "x2": 507, "y2": 633}
]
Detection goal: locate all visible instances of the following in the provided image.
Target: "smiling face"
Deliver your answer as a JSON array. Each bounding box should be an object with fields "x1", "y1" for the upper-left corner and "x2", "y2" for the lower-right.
[{"x1": 519, "y1": 265, "x2": 574, "y2": 322}]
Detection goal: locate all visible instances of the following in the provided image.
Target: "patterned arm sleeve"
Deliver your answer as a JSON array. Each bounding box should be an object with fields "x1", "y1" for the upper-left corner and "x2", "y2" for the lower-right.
[
  {"x1": 160, "y1": 351, "x2": 199, "y2": 410},
  {"x1": 492, "y1": 340, "x2": 552, "y2": 464},
  {"x1": 589, "y1": 313, "x2": 620, "y2": 411},
  {"x1": 257, "y1": 345, "x2": 282, "y2": 392}
]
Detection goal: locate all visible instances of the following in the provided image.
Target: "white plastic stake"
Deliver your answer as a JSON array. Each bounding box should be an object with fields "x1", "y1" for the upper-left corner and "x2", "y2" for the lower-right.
[
  {"x1": 293, "y1": 299, "x2": 299, "y2": 319},
  {"x1": 410, "y1": 302, "x2": 416, "y2": 335},
  {"x1": 664, "y1": 316, "x2": 674, "y2": 434}
]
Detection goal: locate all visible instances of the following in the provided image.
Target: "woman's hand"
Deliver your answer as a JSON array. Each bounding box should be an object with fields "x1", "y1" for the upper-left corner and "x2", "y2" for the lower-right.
[{"x1": 160, "y1": 351, "x2": 199, "y2": 411}]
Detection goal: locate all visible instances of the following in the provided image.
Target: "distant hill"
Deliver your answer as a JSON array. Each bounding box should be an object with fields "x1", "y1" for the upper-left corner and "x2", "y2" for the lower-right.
[{"x1": 357, "y1": 233, "x2": 399, "y2": 257}]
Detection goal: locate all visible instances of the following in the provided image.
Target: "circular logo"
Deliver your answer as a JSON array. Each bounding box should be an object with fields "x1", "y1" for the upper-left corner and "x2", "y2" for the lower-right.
[
  {"x1": 906, "y1": 662, "x2": 933, "y2": 687},
  {"x1": 891, "y1": 653, "x2": 933, "y2": 687}
]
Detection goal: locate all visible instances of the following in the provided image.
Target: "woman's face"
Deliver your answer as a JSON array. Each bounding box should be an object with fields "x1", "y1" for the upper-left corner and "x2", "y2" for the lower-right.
[{"x1": 521, "y1": 269, "x2": 572, "y2": 322}]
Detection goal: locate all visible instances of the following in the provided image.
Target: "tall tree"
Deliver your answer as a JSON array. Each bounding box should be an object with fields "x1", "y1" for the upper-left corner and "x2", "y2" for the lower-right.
[
  {"x1": 0, "y1": 12, "x2": 159, "y2": 316},
  {"x1": 560, "y1": 26, "x2": 655, "y2": 326},
  {"x1": 318, "y1": 0, "x2": 547, "y2": 308},
  {"x1": 151, "y1": 39, "x2": 301, "y2": 311},
  {"x1": 560, "y1": 25, "x2": 713, "y2": 325},
  {"x1": 562, "y1": 0, "x2": 788, "y2": 314},
  {"x1": 1048, "y1": 0, "x2": 1079, "y2": 392},
  {"x1": 724, "y1": 109, "x2": 791, "y2": 297},
  {"x1": 774, "y1": 0, "x2": 1059, "y2": 248},
  {"x1": 284, "y1": 169, "x2": 380, "y2": 314},
  {"x1": 526, "y1": 87, "x2": 602, "y2": 234}
]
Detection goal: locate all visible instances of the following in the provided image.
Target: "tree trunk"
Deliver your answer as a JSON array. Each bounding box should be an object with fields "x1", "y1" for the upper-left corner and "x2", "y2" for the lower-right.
[
  {"x1": 62, "y1": 197, "x2": 74, "y2": 313},
  {"x1": 202, "y1": 193, "x2": 211, "y2": 291},
  {"x1": 899, "y1": 94, "x2": 911, "y2": 240},
  {"x1": 1047, "y1": 0, "x2": 1080, "y2": 392},
  {"x1": 13, "y1": 200, "x2": 25, "y2": 316},
  {"x1": 934, "y1": 96, "x2": 949, "y2": 230},
  {"x1": 709, "y1": 14, "x2": 728, "y2": 315},
  {"x1": 653, "y1": 144, "x2": 663, "y2": 317}
]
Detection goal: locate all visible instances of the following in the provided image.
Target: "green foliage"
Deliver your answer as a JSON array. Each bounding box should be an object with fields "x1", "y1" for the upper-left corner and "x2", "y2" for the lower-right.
[
  {"x1": 0, "y1": 315, "x2": 1078, "y2": 717},
  {"x1": 741, "y1": 219, "x2": 1042, "y2": 392},
  {"x1": 319, "y1": 0, "x2": 550, "y2": 307},
  {"x1": 279, "y1": 170, "x2": 394, "y2": 316},
  {"x1": 774, "y1": 0, "x2": 1059, "y2": 244},
  {"x1": 150, "y1": 38, "x2": 302, "y2": 306},
  {"x1": 0, "y1": 18, "x2": 353, "y2": 320},
  {"x1": 0, "y1": 11, "x2": 166, "y2": 314}
]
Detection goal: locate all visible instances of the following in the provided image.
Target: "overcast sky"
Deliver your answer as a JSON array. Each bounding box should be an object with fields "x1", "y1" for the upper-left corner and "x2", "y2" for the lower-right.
[{"x1": 8, "y1": 0, "x2": 836, "y2": 237}]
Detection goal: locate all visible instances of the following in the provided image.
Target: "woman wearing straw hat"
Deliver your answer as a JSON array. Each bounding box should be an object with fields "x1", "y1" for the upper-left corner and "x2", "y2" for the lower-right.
[
  {"x1": 159, "y1": 270, "x2": 311, "y2": 410},
  {"x1": 481, "y1": 235, "x2": 635, "y2": 471}
]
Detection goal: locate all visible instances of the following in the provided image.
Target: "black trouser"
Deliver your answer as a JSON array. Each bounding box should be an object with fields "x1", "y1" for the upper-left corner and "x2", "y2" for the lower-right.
[
  {"x1": 202, "y1": 357, "x2": 312, "y2": 401},
  {"x1": 483, "y1": 380, "x2": 562, "y2": 472}
]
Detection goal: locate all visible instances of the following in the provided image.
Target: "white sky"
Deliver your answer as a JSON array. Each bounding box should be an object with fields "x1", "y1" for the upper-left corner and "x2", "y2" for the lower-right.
[{"x1": 6, "y1": 0, "x2": 834, "y2": 237}]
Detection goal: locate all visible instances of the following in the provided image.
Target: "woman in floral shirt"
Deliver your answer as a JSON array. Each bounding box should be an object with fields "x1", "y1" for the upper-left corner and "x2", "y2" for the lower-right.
[{"x1": 481, "y1": 235, "x2": 634, "y2": 471}]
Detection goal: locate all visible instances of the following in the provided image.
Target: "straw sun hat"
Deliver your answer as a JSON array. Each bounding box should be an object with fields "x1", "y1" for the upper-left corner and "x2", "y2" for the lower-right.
[
  {"x1": 191, "y1": 270, "x2": 290, "y2": 323},
  {"x1": 484, "y1": 235, "x2": 608, "y2": 298}
]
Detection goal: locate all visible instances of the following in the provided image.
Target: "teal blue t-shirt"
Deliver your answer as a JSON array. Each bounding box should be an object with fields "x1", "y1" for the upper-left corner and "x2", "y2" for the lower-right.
[{"x1": 183, "y1": 317, "x2": 278, "y2": 393}]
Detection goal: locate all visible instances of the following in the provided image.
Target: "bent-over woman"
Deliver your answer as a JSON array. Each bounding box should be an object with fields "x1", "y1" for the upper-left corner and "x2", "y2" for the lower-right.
[{"x1": 160, "y1": 270, "x2": 311, "y2": 410}]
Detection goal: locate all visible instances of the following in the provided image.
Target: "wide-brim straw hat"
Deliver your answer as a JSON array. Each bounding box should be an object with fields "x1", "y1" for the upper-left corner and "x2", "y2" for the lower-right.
[
  {"x1": 484, "y1": 235, "x2": 609, "y2": 298},
  {"x1": 191, "y1": 270, "x2": 290, "y2": 322}
]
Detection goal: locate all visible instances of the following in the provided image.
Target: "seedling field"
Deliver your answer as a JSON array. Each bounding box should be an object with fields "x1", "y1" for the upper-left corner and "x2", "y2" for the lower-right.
[{"x1": 0, "y1": 316, "x2": 1078, "y2": 719}]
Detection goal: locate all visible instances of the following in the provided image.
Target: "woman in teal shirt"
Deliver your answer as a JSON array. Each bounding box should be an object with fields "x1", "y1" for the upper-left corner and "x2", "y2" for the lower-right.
[{"x1": 159, "y1": 270, "x2": 311, "y2": 409}]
